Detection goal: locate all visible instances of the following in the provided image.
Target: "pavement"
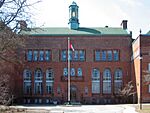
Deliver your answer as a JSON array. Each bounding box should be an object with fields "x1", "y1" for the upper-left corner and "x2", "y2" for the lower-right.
[{"x1": 11, "y1": 104, "x2": 139, "y2": 113}]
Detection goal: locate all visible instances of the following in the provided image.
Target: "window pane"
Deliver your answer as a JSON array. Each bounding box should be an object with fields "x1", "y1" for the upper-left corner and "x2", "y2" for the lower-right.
[
  {"x1": 24, "y1": 82, "x2": 31, "y2": 94},
  {"x1": 115, "y1": 69, "x2": 122, "y2": 80},
  {"x1": 103, "y1": 81, "x2": 111, "y2": 94},
  {"x1": 39, "y1": 50, "x2": 44, "y2": 61},
  {"x1": 35, "y1": 69, "x2": 43, "y2": 81},
  {"x1": 92, "y1": 68, "x2": 100, "y2": 79},
  {"x1": 103, "y1": 69, "x2": 111, "y2": 80},
  {"x1": 103, "y1": 69, "x2": 111, "y2": 94},
  {"x1": 34, "y1": 82, "x2": 43, "y2": 94},
  {"x1": 69, "y1": 51, "x2": 73, "y2": 61},
  {"x1": 74, "y1": 50, "x2": 79, "y2": 61},
  {"x1": 46, "y1": 69, "x2": 54, "y2": 80},
  {"x1": 61, "y1": 50, "x2": 67, "y2": 61},
  {"x1": 78, "y1": 68, "x2": 82, "y2": 76},
  {"x1": 71, "y1": 68, "x2": 75, "y2": 76},
  {"x1": 63, "y1": 68, "x2": 68, "y2": 76},
  {"x1": 114, "y1": 50, "x2": 119, "y2": 61},
  {"x1": 24, "y1": 69, "x2": 31, "y2": 81},
  {"x1": 33, "y1": 50, "x2": 38, "y2": 61},
  {"x1": 107, "y1": 51, "x2": 112, "y2": 61},
  {"x1": 27, "y1": 50, "x2": 32, "y2": 61},
  {"x1": 114, "y1": 81, "x2": 122, "y2": 93},
  {"x1": 92, "y1": 81, "x2": 100, "y2": 93},
  {"x1": 45, "y1": 50, "x2": 50, "y2": 61},
  {"x1": 79, "y1": 50, "x2": 85, "y2": 61},
  {"x1": 102, "y1": 51, "x2": 106, "y2": 61},
  {"x1": 46, "y1": 82, "x2": 53, "y2": 94},
  {"x1": 95, "y1": 50, "x2": 100, "y2": 61}
]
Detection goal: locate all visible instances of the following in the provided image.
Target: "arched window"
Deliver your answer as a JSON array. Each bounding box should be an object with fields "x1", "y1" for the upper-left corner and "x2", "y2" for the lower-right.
[
  {"x1": 92, "y1": 68, "x2": 100, "y2": 93},
  {"x1": 71, "y1": 68, "x2": 75, "y2": 76},
  {"x1": 114, "y1": 69, "x2": 123, "y2": 93},
  {"x1": 34, "y1": 68, "x2": 43, "y2": 94},
  {"x1": 103, "y1": 69, "x2": 111, "y2": 94},
  {"x1": 23, "y1": 69, "x2": 32, "y2": 94},
  {"x1": 63, "y1": 68, "x2": 68, "y2": 76},
  {"x1": 23, "y1": 69, "x2": 32, "y2": 81},
  {"x1": 46, "y1": 68, "x2": 54, "y2": 94},
  {"x1": 92, "y1": 68, "x2": 100, "y2": 79},
  {"x1": 46, "y1": 69, "x2": 54, "y2": 80},
  {"x1": 77, "y1": 68, "x2": 82, "y2": 76}
]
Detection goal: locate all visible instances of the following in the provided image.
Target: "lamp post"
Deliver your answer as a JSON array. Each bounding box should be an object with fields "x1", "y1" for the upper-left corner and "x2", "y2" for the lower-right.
[{"x1": 67, "y1": 37, "x2": 71, "y2": 104}]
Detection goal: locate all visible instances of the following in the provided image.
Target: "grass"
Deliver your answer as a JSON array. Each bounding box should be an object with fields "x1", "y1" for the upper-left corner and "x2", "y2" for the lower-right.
[{"x1": 136, "y1": 104, "x2": 150, "y2": 113}]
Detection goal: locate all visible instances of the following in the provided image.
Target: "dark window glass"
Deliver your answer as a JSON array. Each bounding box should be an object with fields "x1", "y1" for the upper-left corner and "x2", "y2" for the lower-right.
[
  {"x1": 61, "y1": 50, "x2": 67, "y2": 61},
  {"x1": 107, "y1": 51, "x2": 112, "y2": 61},
  {"x1": 95, "y1": 50, "x2": 100, "y2": 61},
  {"x1": 69, "y1": 51, "x2": 72, "y2": 61},
  {"x1": 39, "y1": 50, "x2": 44, "y2": 61},
  {"x1": 45, "y1": 50, "x2": 50, "y2": 61},
  {"x1": 27, "y1": 50, "x2": 32, "y2": 61},
  {"x1": 102, "y1": 51, "x2": 106, "y2": 61},
  {"x1": 79, "y1": 50, "x2": 85, "y2": 61},
  {"x1": 114, "y1": 50, "x2": 119, "y2": 61},
  {"x1": 33, "y1": 50, "x2": 38, "y2": 61},
  {"x1": 74, "y1": 50, "x2": 79, "y2": 61}
]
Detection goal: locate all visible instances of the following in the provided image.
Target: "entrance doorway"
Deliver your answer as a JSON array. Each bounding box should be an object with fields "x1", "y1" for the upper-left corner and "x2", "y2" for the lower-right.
[{"x1": 70, "y1": 85, "x2": 77, "y2": 102}]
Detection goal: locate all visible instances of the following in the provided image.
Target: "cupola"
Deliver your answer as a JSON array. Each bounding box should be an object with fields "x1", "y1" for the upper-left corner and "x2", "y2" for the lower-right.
[{"x1": 68, "y1": 1, "x2": 79, "y2": 29}]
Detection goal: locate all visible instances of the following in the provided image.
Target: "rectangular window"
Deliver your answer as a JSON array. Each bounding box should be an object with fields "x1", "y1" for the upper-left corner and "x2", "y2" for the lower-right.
[
  {"x1": 114, "y1": 50, "x2": 119, "y2": 61},
  {"x1": 103, "y1": 81, "x2": 111, "y2": 94},
  {"x1": 39, "y1": 50, "x2": 44, "y2": 61},
  {"x1": 92, "y1": 81, "x2": 100, "y2": 93},
  {"x1": 46, "y1": 82, "x2": 53, "y2": 94},
  {"x1": 107, "y1": 51, "x2": 112, "y2": 61},
  {"x1": 45, "y1": 50, "x2": 51, "y2": 61},
  {"x1": 27, "y1": 50, "x2": 32, "y2": 61},
  {"x1": 69, "y1": 50, "x2": 73, "y2": 61},
  {"x1": 34, "y1": 82, "x2": 43, "y2": 94},
  {"x1": 61, "y1": 50, "x2": 67, "y2": 61},
  {"x1": 33, "y1": 50, "x2": 38, "y2": 61},
  {"x1": 114, "y1": 81, "x2": 122, "y2": 94},
  {"x1": 79, "y1": 50, "x2": 85, "y2": 61},
  {"x1": 102, "y1": 51, "x2": 106, "y2": 61},
  {"x1": 24, "y1": 82, "x2": 31, "y2": 94},
  {"x1": 95, "y1": 50, "x2": 100, "y2": 61},
  {"x1": 74, "y1": 50, "x2": 79, "y2": 61}
]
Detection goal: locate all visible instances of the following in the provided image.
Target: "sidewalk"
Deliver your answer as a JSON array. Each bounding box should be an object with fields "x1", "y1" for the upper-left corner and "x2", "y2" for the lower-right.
[{"x1": 10, "y1": 104, "x2": 139, "y2": 113}]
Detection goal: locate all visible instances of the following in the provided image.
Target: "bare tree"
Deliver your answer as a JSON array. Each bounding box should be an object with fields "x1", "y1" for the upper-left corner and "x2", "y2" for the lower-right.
[
  {"x1": 0, "y1": 0, "x2": 40, "y2": 105},
  {"x1": 117, "y1": 81, "x2": 136, "y2": 103},
  {"x1": 0, "y1": 0, "x2": 40, "y2": 32}
]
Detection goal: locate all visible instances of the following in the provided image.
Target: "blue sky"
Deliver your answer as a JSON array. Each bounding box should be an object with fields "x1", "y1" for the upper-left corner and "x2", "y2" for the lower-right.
[{"x1": 30, "y1": 0, "x2": 150, "y2": 39}]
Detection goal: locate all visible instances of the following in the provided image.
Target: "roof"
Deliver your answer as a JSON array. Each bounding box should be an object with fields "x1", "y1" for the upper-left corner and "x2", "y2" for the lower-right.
[
  {"x1": 20, "y1": 27, "x2": 131, "y2": 36},
  {"x1": 147, "y1": 30, "x2": 150, "y2": 35}
]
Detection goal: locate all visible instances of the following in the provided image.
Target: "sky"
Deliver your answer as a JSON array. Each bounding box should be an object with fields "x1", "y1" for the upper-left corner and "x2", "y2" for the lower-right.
[{"x1": 30, "y1": 0, "x2": 150, "y2": 39}]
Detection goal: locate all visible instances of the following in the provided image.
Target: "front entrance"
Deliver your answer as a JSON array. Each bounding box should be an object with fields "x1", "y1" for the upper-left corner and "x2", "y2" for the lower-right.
[{"x1": 70, "y1": 85, "x2": 77, "y2": 102}]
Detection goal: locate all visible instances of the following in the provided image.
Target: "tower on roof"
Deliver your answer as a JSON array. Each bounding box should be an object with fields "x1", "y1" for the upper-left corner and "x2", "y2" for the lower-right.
[{"x1": 68, "y1": 1, "x2": 79, "y2": 30}]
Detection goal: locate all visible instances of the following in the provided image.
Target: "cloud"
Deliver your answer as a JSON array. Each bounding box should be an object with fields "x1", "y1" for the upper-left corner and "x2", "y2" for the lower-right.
[{"x1": 120, "y1": 0, "x2": 143, "y2": 7}]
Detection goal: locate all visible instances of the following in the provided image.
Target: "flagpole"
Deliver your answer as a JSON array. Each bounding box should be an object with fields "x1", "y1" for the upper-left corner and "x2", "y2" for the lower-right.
[{"x1": 68, "y1": 37, "x2": 71, "y2": 103}]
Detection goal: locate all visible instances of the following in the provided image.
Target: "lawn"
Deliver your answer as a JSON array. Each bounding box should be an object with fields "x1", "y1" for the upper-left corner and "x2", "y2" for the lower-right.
[{"x1": 136, "y1": 104, "x2": 150, "y2": 113}]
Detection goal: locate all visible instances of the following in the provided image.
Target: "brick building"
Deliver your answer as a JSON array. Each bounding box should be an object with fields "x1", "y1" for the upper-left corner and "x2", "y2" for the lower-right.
[
  {"x1": 132, "y1": 31, "x2": 150, "y2": 105},
  {"x1": 14, "y1": 1, "x2": 150, "y2": 104}
]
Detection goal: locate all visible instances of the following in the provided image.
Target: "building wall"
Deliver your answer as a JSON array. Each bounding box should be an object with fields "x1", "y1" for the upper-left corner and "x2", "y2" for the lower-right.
[
  {"x1": 19, "y1": 35, "x2": 133, "y2": 104},
  {"x1": 132, "y1": 35, "x2": 150, "y2": 103}
]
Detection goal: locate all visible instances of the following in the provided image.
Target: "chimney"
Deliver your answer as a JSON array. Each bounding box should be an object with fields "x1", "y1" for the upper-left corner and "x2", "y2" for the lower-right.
[
  {"x1": 121, "y1": 20, "x2": 128, "y2": 30},
  {"x1": 19, "y1": 20, "x2": 27, "y2": 30}
]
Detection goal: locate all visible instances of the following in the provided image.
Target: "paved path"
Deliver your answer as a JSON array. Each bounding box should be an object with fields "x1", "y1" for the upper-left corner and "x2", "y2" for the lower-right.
[{"x1": 12, "y1": 104, "x2": 138, "y2": 113}]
